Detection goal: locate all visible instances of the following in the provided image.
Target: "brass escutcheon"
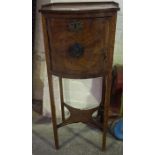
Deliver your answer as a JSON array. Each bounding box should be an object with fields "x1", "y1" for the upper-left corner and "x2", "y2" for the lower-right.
[{"x1": 68, "y1": 21, "x2": 83, "y2": 32}]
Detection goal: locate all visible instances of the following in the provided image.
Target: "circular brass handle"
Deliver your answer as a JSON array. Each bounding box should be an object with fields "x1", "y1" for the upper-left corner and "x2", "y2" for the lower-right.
[{"x1": 69, "y1": 43, "x2": 84, "y2": 58}]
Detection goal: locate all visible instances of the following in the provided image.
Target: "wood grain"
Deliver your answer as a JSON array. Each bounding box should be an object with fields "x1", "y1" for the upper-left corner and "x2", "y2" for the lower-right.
[
  {"x1": 47, "y1": 17, "x2": 110, "y2": 79},
  {"x1": 41, "y1": 15, "x2": 59, "y2": 149},
  {"x1": 40, "y1": 2, "x2": 119, "y2": 151}
]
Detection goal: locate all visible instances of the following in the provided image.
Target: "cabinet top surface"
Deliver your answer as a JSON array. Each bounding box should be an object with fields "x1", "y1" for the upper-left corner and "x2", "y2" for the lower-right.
[{"x1": 40, "y1": 1, "x2": 119, "y2": 13}]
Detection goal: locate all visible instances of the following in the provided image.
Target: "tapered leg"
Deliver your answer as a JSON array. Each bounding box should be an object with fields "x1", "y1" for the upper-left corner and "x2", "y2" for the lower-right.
[
  {"x1": 48, "y1": 76, "x2": 59, "y2": 149},
  {"x1": 41, "y1": 15, "x2": 59, "y2": 149},
  {"x1": 102, "y1": 74, "x2": 112, "y2": 151},
  {"x1": 59, "y1": 77, "x2": 65, "y2": 122}
]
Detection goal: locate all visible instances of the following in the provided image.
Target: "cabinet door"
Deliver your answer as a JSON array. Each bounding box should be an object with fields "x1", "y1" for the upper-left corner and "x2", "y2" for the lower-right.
[{"x1": 47, "y1": 17, "x2": 111, "y2": 78}]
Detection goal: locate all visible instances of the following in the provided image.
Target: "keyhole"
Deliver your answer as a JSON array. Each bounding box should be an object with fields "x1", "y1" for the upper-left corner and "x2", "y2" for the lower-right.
[{"x1": 68, "y1": 21, "x2": 83, "y2": 32}]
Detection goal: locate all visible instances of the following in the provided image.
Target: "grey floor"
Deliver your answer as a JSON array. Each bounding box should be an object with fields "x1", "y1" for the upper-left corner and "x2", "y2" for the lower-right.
[{"x1": 32, "y1": 112, "x2": 123, "y2": 155}]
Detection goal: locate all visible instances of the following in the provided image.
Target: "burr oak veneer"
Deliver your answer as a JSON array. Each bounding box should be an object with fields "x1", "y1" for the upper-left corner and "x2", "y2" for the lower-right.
[{"x1": 40, "y1": 1, "x2": 119, "y2": 151}]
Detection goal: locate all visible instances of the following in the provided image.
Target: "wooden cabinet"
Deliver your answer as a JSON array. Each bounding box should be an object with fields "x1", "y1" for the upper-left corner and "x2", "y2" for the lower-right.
[
  {"x1": 40, "y1": 1, "x2": 119, "y2": 151},
  {"x1": 47, "y1": 17, "x2": 110, "y2": 78}
]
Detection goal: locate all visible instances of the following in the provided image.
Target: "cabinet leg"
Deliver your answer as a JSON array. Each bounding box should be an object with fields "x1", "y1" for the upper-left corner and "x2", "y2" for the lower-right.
[
  {"x1": 49, "y1": 77, "x2": 59, "y2": 149},
  {"x1": 59, "y1": 77, "x2": 65, "y2": 122},
  {"x1": 42, "y1": 15, "x2": 59, "y2": 149},
  {"x1": 102, "y1": 74, "x2": 112, "y2": 151},
  {"x1": 52, "y1": 115, "x2": 59, "y2": 149}
]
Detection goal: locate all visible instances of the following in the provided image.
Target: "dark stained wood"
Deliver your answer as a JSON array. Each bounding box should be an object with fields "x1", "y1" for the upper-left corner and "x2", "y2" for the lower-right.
[
  {"x1": 47, "y1": 17, "x2": 110, "y2": 79},
  {"x1": 102, "y1": 74, "x2": 112, "y2": 150},
  {"x1": 40, "y1": 1, "x2": 119, "y2": 151},
  {"x1": 41, "y1": 12, "x2": 117, "y2": 19},
  {"x1": 59, "y1": 77, "x2": 65, "y2": 122},
  {"x1": 102, "y1": 14, "x2": 117, "y2": 151},
  {"x1": 57, "y1": 103, "x2": 99, "y2": 128},
  {"x1": 41, "y1": 15, "x2": 59, "y2": 149}
]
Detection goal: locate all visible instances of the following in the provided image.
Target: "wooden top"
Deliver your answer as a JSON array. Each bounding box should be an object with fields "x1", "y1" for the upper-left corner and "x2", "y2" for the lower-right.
[{"x1": 39, "y1": 1, "x2": 120, "y2": 13}]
